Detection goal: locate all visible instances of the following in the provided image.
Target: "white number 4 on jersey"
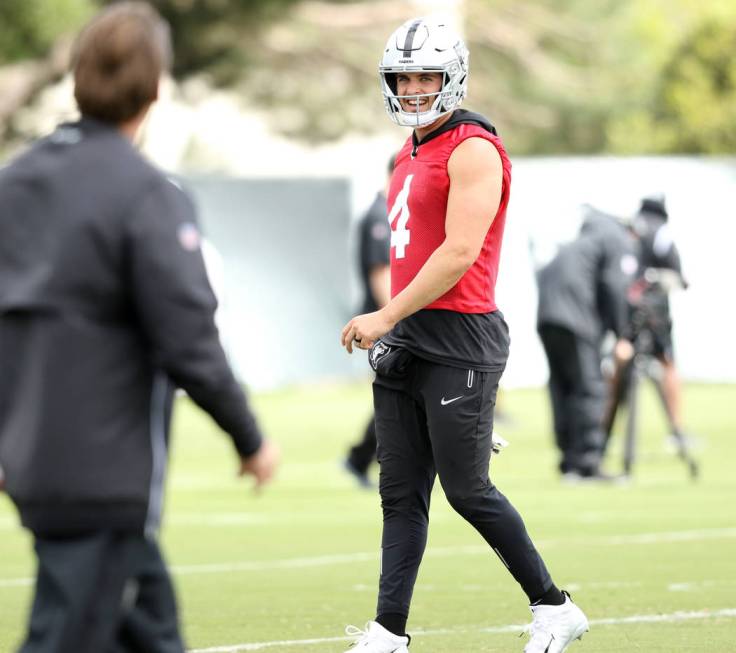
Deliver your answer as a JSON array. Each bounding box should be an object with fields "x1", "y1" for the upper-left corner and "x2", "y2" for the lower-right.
[{"x1": 387, "y1": 174, "x2": 413, "y2": 259}]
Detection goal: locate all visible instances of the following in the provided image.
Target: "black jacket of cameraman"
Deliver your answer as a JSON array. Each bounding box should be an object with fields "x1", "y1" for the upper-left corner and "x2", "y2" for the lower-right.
[
  {"x1": 536, "y1": 208, "x2": 635, "y2": 342},
  {"x1": 0, "y1": 118, "x2": 263, "y2": 537}
]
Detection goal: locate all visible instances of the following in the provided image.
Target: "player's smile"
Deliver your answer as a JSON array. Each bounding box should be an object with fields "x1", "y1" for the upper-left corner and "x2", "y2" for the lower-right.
[{"x1": 395, "y1": 71, "x2": 442, "y2": 113}]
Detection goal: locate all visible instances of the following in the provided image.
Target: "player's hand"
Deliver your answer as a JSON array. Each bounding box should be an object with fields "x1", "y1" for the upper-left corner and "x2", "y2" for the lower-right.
[
  {"x1": 238, "y1": 439, "x2": 280, "y2": 491},
  {"x1": 341, "y1": 309, "x2": 395, "y2": 354}
]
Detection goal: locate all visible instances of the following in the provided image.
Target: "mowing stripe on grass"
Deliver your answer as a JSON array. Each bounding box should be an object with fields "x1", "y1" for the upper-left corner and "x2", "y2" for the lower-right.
[
  {"x1": 188, "y1": 608, "x2": 736, "y2": 652},
  {"x1": 1, "y1": 527, "x2": 734, "y2": 588},
  {"x1": 171, "y1": 526, "x2": 736, "y2": 575}
]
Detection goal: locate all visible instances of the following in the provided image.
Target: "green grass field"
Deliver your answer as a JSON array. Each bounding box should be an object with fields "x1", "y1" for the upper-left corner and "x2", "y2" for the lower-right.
[{"x1": 1, "y1": 381, "x2": 735, "y2": 652}]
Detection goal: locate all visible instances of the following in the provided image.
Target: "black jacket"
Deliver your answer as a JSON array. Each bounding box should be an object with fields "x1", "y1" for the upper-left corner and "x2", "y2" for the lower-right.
[
  {"x1": 358, "y1": 191, "x2": 390, "y2": 314},
  {"x1": 536, "y1": 208, "x2": 635, "y2": 342},
  {"x1": 0, "y1": 118, "x2": 263, "y2": 536}
]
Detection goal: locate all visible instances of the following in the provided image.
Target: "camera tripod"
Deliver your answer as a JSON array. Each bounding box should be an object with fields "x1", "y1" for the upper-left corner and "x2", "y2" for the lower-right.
[{"x1": 604, "y1": 328, "x2": 699, "y2": 480}]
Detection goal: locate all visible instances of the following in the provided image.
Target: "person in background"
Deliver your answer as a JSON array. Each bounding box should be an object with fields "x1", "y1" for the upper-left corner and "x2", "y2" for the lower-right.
[
  {"x1": 536, "y1": 205, "x2": 637, "y2": 480},
  {"x1": 619, "y1": 194, "x2": 689, "y2": 442},
  {"x1": 0, "y1": 4, "x2": 278, "y2": 652},
  {"x1": 343, "y1": 154, "x2": 395, "y2": 488},
  {"x1": 341, "y1": 17, "x2": 589, "y2": 653}
]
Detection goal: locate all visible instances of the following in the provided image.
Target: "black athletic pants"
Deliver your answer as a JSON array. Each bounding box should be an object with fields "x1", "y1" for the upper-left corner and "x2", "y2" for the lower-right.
[
  {"x1": 373, "y1": 353, "x2": 552, "y2": 618},
  {"x1": 538, "y1": 324, "x2": 607, "y2": 475},
  {"x1": 347, "y1": 416, "x2": 377, "y2": 475},
  {"x1": 18, "y1": 532, "x2": 185, "y2": 653}
]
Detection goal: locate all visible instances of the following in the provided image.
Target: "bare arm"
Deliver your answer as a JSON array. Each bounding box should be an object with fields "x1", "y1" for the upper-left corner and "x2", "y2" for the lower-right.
[
  {"x1": 369, "y1": 264, "x2": 391, "y2": 308},
  {"x1": 342, "y1": 137, "x2": 503, "y2": 352}
]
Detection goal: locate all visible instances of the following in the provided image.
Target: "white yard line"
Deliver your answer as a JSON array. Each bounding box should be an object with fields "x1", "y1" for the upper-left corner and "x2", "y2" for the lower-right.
[
  {"x1": 0, "y1": 578, "x2": 33, "y2": 588},
  {"x1": 172, "y1": 527, "x2": 736, "y2": 576},
  {"x1": 1, "y1": 527, "x2": 735, "y2": 588},
  {"x1": 188, "y1": 608, "x2": 736, "y2": 652},
  {"x1": 171, "y1": 551, "x2": 378, "y2": 575}
]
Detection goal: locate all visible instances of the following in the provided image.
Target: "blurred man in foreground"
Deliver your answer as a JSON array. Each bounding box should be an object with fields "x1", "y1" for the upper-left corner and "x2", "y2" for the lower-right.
[
  {"x1": 0, "y1": 4, "x2": 278, "y2": 652},
  {"x1": 536, "y1": 205, "x2": 637, "y2": 480},
  {"x1": 343, "y1": 154, "x2": 394, "y2": 488}
]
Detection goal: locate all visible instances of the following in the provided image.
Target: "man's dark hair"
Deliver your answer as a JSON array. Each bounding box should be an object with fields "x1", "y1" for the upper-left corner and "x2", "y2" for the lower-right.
[{"x1": 71, "y1": 2, "x2": 172, "y2": 124}]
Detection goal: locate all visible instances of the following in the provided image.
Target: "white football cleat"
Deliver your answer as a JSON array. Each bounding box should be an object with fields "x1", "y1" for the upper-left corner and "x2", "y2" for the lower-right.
[
  {"x1": 343, "y1": 621, "x2": 409, "y2": 652},
  {"x1": 523, "y1": 591, "x2": 589, "y2": 653}
]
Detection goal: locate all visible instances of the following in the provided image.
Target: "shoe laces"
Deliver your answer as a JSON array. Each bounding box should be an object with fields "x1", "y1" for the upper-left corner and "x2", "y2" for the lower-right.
[
  {"x1": 345, "y1": 622, "x2": 371, "y2": 645},
  {"x1": 522, "y1": 612, "x2": 557, "y2": 650}
]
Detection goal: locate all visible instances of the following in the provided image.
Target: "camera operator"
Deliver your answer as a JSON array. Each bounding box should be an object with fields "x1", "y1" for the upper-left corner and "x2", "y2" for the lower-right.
[{"x1": 618, "y1": 195, "x2": 688, "y2": 438}]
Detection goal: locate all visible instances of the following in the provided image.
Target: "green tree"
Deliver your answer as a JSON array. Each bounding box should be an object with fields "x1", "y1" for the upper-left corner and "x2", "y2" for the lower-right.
[
  {"x1": 117, "y1": 0, "x2": 304, "y2": 82},
  {"x1": 0, "y1": 0, "x2": 93, "y2": 64},
  {"x1": 465, "y1": 0, "x2": 625, "y2": 154},
  {"x1": 3, "y1": 0, "x2": 736, "y2": 153},
  {"x1": 608, "y1": 19, "x2": 736, "y2": 153}
]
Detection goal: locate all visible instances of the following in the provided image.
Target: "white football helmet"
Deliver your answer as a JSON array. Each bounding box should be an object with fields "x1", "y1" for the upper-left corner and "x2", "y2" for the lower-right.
[{"x1": 379, "y1": 17, "x2": 469, "y2": 128}]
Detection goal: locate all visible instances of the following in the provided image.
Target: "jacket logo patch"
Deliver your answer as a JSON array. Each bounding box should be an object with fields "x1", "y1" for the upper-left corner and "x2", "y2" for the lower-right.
[{"x1": 177, "y1": 223, "x2": 201, "y2": 252}]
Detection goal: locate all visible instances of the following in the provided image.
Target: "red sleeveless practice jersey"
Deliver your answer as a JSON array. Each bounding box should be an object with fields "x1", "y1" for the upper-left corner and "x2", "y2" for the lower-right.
[{"x1": 387, "y1": 123, "x2": 511, "y2": 313}]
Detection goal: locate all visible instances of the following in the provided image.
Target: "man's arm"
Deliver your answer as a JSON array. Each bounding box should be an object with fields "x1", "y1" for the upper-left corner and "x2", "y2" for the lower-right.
[
  {"x1": 127, "y1": 179, "x2": 277, "y2": 485},
  {"x1": 598, "y1": 241, "x2": 633, "y2": 340},
  {"x1": 342, "y1": 137, "x2": 503, "y2": 351}
]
